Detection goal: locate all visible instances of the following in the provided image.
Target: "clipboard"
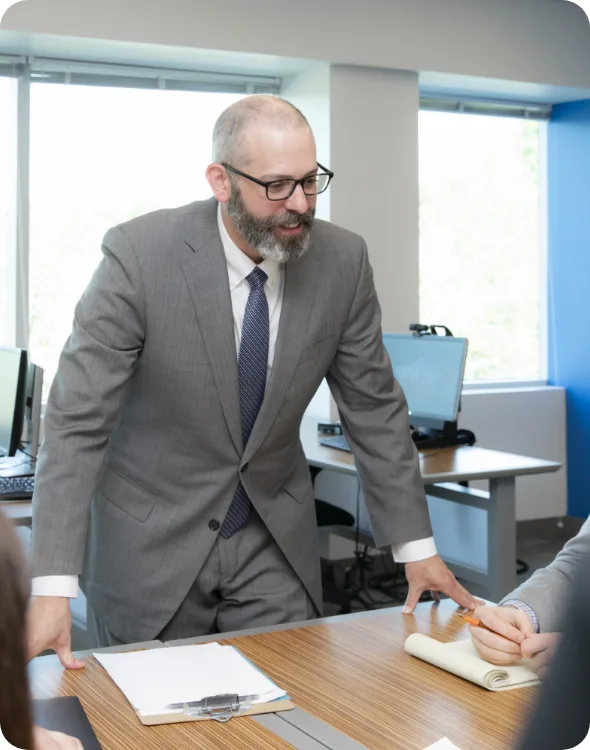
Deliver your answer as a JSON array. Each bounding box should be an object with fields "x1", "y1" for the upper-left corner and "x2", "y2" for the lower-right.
[
  {"x1": 137, "y1": 693, "x2": 296, "y2": 725},
  {"x1": 94, "y1": 642, "x2": 296, "y2": 726}
]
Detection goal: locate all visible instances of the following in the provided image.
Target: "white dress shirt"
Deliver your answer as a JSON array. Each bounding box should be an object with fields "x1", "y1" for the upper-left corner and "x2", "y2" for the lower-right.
[{"x1": 32, "y1": 205, "x2": 434, "y2": 598}]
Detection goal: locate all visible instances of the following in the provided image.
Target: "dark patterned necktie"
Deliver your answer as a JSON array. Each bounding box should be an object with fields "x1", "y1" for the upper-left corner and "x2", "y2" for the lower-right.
[{"x1": 220, "y1": 267, "x2": 269, "y2": 538}]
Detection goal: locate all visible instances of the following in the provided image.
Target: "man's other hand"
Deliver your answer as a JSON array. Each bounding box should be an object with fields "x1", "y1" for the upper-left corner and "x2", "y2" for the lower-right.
[
  {"x1": 403, "y1": 555, "x2": 482, "y2": 613},
  {"x1": 27, "y1": 596, "x2": 85, "y2": 669}
]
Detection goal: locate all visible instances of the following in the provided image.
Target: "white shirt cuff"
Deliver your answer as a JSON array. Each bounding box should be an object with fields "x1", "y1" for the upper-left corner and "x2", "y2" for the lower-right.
[
  {"x1": 391, "y1": 536, "x2": 437, "y2": 563},
  {"x1": 31, "y1": 575, "x2": 79, "y2": 598}
]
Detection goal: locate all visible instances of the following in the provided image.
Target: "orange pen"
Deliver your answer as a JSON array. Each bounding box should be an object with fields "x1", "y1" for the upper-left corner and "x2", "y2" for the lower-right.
[
  {"x1": 455, "y1": 612, "x2": 525, "y2": 643},
  {"x1": 455, "y1": 612, "x2": 495, "y2": 632}
]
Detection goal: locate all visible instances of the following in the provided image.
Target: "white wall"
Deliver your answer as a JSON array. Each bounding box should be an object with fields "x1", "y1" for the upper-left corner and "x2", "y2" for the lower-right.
[
  {"x1": 285, "y1": 65, "x2": 421, "y2": 419},
  {"x1": 330, "y1": 66, "x2": 420, "y2": 332},
  {"x1": 3, "y1": 0, "x2": 589, "y2": 89},
  {"x1": 282, "y1": 66, "x2": 332, "y2": 419},
  {"x1": 459, "y1": 386, "x2": 567, "y2": 519},
  {"x1": 282, "y1": 65, "x2": 331, "y2": 205}
]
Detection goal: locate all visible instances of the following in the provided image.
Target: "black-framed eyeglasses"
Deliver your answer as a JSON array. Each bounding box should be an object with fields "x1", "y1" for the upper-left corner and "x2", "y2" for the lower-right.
[{"x1": 221, "y1": 162, "x2": 334, "y2": 201}]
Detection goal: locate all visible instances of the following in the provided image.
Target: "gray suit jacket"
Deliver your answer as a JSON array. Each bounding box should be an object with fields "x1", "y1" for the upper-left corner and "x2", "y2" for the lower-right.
[
  {"x1": 31, "y1": 197, "x2": 431, "y2": 641},
  {"x1": 518, "y1": 556, "x2": 590, "y2": 750},
  {"x1": 502, "y1": 516, "x2": 590, "y2": 632}
]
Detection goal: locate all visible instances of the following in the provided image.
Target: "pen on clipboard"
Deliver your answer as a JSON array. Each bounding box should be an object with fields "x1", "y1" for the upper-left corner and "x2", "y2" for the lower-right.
[{"x1": 455, "y1": 612, "x2": 523, "y2": 641}]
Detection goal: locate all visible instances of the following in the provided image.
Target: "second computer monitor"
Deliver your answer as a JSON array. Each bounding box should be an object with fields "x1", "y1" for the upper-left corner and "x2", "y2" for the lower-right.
[
  {"x1": 23, "y1": 362, "x2": 44, "y2": 459},
  {"x1": 0, "y1": 347, "x2": 28, "y2": 457},
  {"x1": 382, "y1": 334, "x2": 468, "y2": 430}
]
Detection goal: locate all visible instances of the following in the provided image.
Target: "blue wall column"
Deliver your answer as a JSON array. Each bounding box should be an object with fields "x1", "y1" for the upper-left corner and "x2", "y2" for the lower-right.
[{"x1": 547, "y1": 100, "x2": 590, "y2": 518}]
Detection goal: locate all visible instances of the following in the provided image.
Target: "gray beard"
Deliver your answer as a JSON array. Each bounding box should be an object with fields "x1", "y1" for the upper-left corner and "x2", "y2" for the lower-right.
[{"x1": 227, "y1": 189, "x2": 315, "y2": 263}]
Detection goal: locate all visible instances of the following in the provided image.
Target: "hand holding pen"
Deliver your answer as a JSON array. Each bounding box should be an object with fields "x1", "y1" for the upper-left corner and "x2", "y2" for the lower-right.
[{"x1": 457, "y1": 606, "x2": 535, "y2": 665}]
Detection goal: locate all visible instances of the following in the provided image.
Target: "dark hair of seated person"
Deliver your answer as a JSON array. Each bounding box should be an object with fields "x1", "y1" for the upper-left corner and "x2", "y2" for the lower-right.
[{"x1": 0, "y1": 508, "x2": 33, "y2": 749}]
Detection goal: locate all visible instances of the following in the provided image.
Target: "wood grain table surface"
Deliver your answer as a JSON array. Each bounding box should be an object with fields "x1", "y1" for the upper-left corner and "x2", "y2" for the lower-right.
[{"x1": 29, "y1": 600, "x2": 537, "y2": 749}]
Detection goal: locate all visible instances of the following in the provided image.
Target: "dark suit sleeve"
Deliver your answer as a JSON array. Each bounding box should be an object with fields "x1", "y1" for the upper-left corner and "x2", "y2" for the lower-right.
[
  {"x1": 31, "y1": 227, "x2": 146, "y2": 577},
  {"x1": 518, "y1": 565, "x2": 590, "y2": 750},
  {"x1": 325, "y1": 239, "x2": 432, "y2": 548}
]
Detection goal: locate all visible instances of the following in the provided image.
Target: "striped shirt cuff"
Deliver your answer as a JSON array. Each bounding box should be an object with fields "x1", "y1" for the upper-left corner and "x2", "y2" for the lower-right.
[{"x1": 503, "y1": 599, "x2": 540, "y2": 633}]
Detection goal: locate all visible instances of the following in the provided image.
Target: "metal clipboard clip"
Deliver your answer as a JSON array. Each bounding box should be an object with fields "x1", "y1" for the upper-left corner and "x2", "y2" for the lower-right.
[{"x1": 166, "y1": 694, "x2": 253, "y2": 722}]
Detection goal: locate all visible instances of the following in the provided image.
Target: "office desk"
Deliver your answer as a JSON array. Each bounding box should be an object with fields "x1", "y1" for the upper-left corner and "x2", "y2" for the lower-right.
[
  {"x1": 0, "y1": 499, "x2": 32, "y2": 527},
  {"x1": 7, "y1": 420, "x2": 560, "y2": 599},
  {"x1": 0, "y1": 451, "x2": 35, "y2": 527},
  {"x1": 30, "y1": 601, "x2": 537, "y2": 750},
  {"x1": 6, "y1": 416, "x2": 561, "y2": 599},
  {"x1": 301, "y1": 415, "x2": 561, "y2": 601}
]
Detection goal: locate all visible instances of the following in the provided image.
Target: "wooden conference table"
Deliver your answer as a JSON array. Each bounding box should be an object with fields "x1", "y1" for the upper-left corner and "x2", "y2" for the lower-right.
[{"x1": 30, "y1": 600, "x2": 537, "y2": 750}]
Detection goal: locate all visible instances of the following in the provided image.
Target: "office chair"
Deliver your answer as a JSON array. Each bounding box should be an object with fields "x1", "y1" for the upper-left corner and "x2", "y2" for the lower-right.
[{"x1": 312, "y1": 467, "x2": 356, "y2": 615}]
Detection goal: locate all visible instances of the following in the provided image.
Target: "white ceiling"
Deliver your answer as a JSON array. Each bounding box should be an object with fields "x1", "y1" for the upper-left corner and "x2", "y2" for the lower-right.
[
  {"x1": 0, "y1": 30, "x2": 320, "y2": 78},
  {"x1": 2, "y1": 27, "x2": 590, "y2": 105},
  {"x1": 420, "y1": 70, "x2": 590, "y2": 105}
]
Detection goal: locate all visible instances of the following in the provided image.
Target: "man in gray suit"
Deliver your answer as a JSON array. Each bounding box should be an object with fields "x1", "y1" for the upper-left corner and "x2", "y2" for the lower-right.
[
  {"x1": 471, "y1": 516, "x2": 590, "y2": 677},
  {"x1": 28, "y1": 95, "x2": 476, "y2": 668}
]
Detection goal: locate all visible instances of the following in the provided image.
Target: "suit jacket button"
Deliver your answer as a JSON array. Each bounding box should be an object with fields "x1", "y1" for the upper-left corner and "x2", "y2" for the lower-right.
[
  {"x1": 241, "y1": 463, "x2": 249, "y2": 473},
  {"x1": 209, "y1": 519, "x2": 220, "y2": 532}
]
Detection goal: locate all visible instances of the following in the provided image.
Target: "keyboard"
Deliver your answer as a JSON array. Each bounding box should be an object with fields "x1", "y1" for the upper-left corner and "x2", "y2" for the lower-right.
[
  {"x1": 319, "y1": 434, "x2": 351, "y2": 452},
  {"x1": 0, "y1": 475, "x2": 35, "y2": 500},
  {"x1": 319, "y1": 431, "x2": 456, "y2": 452}
]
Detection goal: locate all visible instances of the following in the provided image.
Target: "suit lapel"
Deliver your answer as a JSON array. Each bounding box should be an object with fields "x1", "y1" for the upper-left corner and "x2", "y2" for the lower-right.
[
  {"x1": 243, "y1": 244, "x2": 320, "y2": 463},
  {"x1": 181, "y1": 201, "x2": 242, "y2": 455}
]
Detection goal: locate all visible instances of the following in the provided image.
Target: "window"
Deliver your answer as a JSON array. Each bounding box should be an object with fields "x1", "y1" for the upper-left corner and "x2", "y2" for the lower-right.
[
  {"x1": 0, "y1": 77, "x2": 17, "y2": 347},
  {"x1": 419, "y1": 111, "x2": 545, "y2": 382},
  {"x1": 29, "y1": 85, "x2": 244, "y2": 397}
]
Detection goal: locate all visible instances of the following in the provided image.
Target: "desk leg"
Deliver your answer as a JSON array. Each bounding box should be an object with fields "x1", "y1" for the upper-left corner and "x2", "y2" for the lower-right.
[{"x1": 487, "y1": 476, "x2": 517, "y2": 602}]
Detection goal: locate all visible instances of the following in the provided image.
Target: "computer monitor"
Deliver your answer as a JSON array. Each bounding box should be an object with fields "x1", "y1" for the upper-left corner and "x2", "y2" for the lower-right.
[
  {"x1": 382, "y1": 334, "x2": 468, "y2": 431},
  {"x1": 0, "y1": 347, "x2": 28, "y2": 457},
  {"x1": 22, "y1": 362, "x2": 44, "y2": 459}
]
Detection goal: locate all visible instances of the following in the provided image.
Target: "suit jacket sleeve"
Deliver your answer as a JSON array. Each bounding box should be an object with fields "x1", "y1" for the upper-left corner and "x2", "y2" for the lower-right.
[
  {"x1": 325, "y1": 239, "x2": 432, "y2": 548},
  {"x1": 518, "y1": 561, "x2": 590, "y2": 750},
  {"x1": 31, "y1": 226, "x2": 146, "y2": 577},
  {"x1": 501, "y1": 516, "x2": 590, "y2": 632}
]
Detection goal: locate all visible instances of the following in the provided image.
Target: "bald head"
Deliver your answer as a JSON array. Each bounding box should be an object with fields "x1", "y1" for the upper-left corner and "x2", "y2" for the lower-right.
[{"x1": 212, "y1": 95, "x2": 311, "y2": 167}]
